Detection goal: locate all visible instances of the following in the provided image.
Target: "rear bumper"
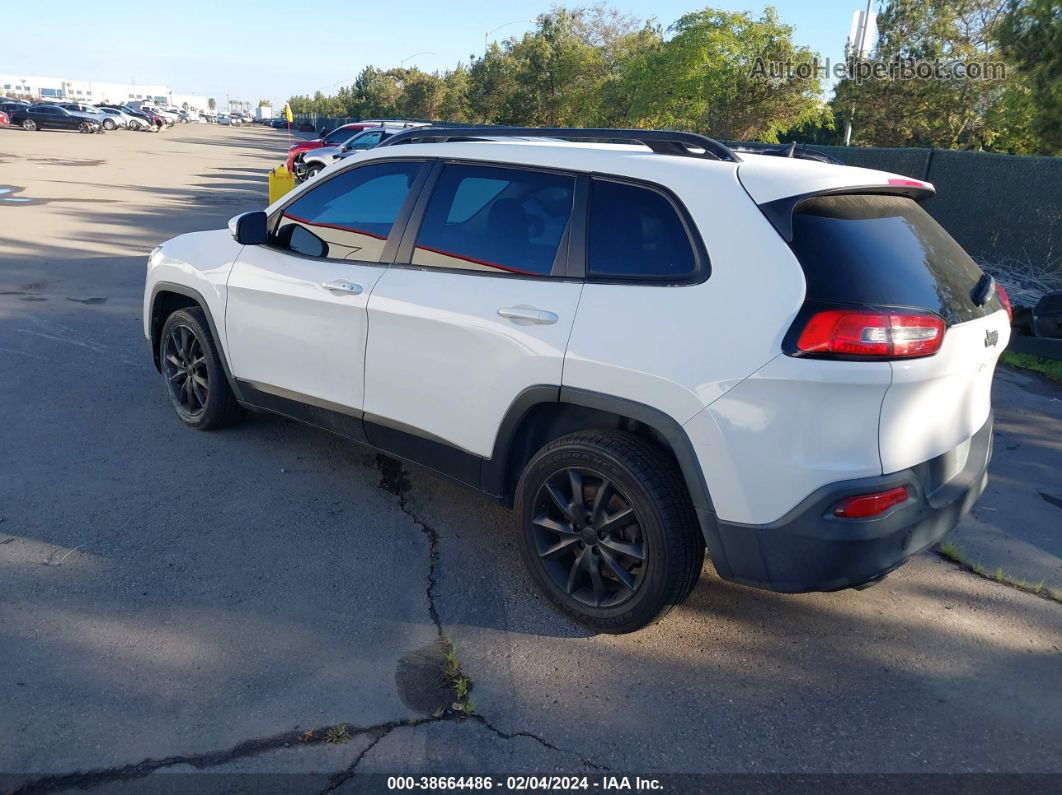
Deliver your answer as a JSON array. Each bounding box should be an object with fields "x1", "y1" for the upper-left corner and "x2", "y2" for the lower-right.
[{"x1": 704, "y1": 413, "x2": 993, "y2": 593}]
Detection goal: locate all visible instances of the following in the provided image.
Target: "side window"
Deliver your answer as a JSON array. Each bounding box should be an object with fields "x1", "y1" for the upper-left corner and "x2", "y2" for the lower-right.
[
  {"x1": 349, "y1": 131, "x2": 382, "y2": 150},
  {"x1": 587, "y1": 179, "x2": 698, "y2": 281},
  {"x1": 323, "y1": 127, "x2": 352, "y2": 144},
  {"x1": 412, "y1": 164, "x2": 575, "y2": 276},
  {"x1": 273, "y1": 160, "x2": 422, "y2": 262}
]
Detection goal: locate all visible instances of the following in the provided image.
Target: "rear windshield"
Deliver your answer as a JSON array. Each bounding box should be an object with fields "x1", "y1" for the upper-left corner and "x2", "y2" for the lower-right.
[{"x1": 789, "y1": 194, "x2": 990, "y2": 324}]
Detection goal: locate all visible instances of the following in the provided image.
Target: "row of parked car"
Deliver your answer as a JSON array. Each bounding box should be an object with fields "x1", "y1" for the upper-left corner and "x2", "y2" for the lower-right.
[{"x1": 0, "y1": 97, "x2": 213, "y2": 133}]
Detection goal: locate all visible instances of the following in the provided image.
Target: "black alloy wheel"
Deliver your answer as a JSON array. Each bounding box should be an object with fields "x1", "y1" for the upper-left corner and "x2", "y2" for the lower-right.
[
  {"x1": 163, "y1": 324, "x2": 209, "y2": 420},
  {"x1": 531, "y1": 467, "x2": 646, "y2": 608},
  {"x1": 78, "y1": 121, "x2": 95, "y2": 133}
]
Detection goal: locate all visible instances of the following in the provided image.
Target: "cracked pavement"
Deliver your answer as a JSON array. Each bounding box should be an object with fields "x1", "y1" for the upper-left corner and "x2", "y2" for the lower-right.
[{"x1": 1, "y1": 125, "x2": 1060, "y2": 792}]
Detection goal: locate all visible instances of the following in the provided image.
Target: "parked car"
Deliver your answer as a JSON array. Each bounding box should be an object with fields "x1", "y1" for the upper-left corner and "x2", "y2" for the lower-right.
[
  {"x1": 9, "y1": 104, "x2": 101, "y2": 133},
  {"x1": 98, "y1": 104, "x2": 154, "y2": 130},
  {"x1": 217, "y1": 114, "x2": 232, "y2": 126},
  {"x1": 143, "y1": 126, "x2": 1010, "y2": 633},
  {"x1": 59, "y1": 102, "x2": 109, "y2": 127},
  {"x1": 298, "y1": 126, "x2": 403, "y2": 181},
  {"x1": 270, "y1": 118, "x2": 286, "y2": 129},
  {"x1": 0, "y1": 110, "x2": 8, "y2": 127},
  {"x1": 285, "y1": 122, "x2": 422, "y2": 174}
]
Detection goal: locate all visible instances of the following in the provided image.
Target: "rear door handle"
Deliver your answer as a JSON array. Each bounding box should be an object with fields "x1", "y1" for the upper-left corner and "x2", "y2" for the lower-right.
[
  {"x1": 497, "y1": 305, "x2": 559, "y2": 325},
  {"x1": 322, "y1": 279, "x2": 364, "y2": 295}
]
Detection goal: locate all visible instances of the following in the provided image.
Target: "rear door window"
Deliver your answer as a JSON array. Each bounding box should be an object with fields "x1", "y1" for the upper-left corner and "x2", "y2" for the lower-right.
[
  {"x1": 789, "y1": 195, "x2": 992, "y2": 324},
  {"x1": 587, "y1": 178, "x2": 698, "y2": 281},
  {"x1": 412, "y1": 164, "x2": 575, "y2": 276}
]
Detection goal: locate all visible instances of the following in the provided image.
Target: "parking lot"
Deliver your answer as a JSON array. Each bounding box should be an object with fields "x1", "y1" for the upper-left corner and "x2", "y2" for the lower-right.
[{"x1": 1, "y1": 124, "x2": 1061, "y2": 789}]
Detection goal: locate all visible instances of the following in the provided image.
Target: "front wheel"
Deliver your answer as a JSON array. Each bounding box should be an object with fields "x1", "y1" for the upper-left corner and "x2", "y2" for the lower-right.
[
  {"x1": 159, "y1": 308, "x2": 243, "y2": 430},
  {"x1": 103, "y1": 118, "x2": 116, "y2": 130},
  {"x1": 22, "y1": 119, "x2": 36, "y2": 131},
  {"x1": 305, "y1": 163, "x2": 324, "y2": 180},
  {"x1": 78, "y1": 121, "x2": 95, "y2": 134},
  {"x1": 514, "y1": 430, "x2": 704, "y2": 633}
]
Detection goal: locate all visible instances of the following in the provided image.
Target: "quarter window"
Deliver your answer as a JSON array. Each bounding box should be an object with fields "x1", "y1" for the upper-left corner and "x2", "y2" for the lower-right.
[
  {"x1": 273, "y1": 160, "x2": 422, "y2": 262},
  {"x1": 413, "y1": 164, "x2": 575, "y2": 276},
  {"x1": 587, "y1": 179, "x2": 697, "y2": 281}
]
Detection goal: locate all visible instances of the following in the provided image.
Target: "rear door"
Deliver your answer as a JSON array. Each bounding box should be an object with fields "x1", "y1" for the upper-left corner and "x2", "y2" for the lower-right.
[
  {"x1": 363, "y1": 161, "x2": 583, "y2": 464},
  {"x1": 786, "y1": 194, "x2": 1010, "y2": 472}
]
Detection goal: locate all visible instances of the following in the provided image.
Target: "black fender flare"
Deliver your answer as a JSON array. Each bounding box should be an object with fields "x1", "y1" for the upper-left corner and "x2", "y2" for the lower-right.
[
  {"x1": 483, "y1": 386, "x2": 728, "y2": 571},
  {"x1": 148, "y1": 281, "x2": 244, "y2": 402}
]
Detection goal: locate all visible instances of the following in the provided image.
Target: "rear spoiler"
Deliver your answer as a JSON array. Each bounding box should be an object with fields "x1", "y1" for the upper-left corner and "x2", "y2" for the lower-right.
[{"x1": 758, "y1": 183, "x2": 936, "y2": 242}]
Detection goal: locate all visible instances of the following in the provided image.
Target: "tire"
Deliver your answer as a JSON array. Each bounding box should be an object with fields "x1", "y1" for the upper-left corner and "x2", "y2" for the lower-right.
[
  {"x1": 305, "y1": 163, "x2": 323, "y2": 180},
  {"x1": 159, "y1": 307, "x2": 243, "y2": 430},
  {"x1": 78, "y1": 121, "x2": 95, "y2": 134},
  {"x1": 103, "y1": 118, "x2": 115, "y2": 130},
  {"x1": 22, "y1": 119, "x2": 36, "y2": 131},
  {"x1": 514, "y1": 430, "x2": 704, "y2": 633}
]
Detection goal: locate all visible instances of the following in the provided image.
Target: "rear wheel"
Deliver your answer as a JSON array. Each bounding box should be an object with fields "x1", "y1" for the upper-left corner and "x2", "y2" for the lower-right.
[
  {"x1": 159, "y1": 308, "x2": 243, "y2": 430},
  {"x1": 514, "y1": 430, "x2": 704, "y2": 633},
  {"x1": 22, "y1": 119, "x2": 36, "y2": 131},
  {"x1": 78, "y1": 121, "x2": 95, "y2": 134},
  {"x1": 103, "y1": 118, "x2": 116, "y2": 130}
]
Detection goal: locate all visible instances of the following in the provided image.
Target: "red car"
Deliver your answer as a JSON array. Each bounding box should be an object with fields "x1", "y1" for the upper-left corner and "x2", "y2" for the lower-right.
[
  {"x1": 0, "y1": 110, "x2": 8, "y2": 127},
  {"x1": 286, "y1": 123, "x2": 382, "y2": 174}
]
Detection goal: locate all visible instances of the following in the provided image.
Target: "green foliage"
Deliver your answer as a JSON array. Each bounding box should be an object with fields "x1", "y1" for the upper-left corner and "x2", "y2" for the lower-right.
[
  {"x1": 258, "y1": 99, "x2": 271, "y2": 107},
  {"x1": 832, "y1": 0, "x2": 1057, "y2": 154},
  {"x1": 207, "y1": 97, "x2": 216, "y2": 111},
  {"x1": 283, "y1": 3, "x2": 825, "y2": 142},
  {"x1": 996, "y1": 0, "x2": 1062, "y2": 154}
]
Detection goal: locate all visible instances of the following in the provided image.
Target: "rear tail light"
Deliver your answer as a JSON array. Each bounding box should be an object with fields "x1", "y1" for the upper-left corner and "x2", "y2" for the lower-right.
[
  {"x1": 996, "y1": 283, "x2": 1012, "y2": 322},
  {"x1": 833, "y1": 486, "x2": 909, "y2": 518},
  {"x1": 796, "y1": 309, "x2": 944, "y2": 358}
]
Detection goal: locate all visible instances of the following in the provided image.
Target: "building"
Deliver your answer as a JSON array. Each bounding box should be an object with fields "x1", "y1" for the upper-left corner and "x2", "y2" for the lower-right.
[{"x1": 0, "y1": 74, "x2": 210, "y2": 113}]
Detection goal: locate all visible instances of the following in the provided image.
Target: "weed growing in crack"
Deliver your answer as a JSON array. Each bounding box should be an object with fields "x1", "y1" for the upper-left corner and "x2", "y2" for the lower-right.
[
  {"x1": 440, "y1": 641, "x2": 476, "y2": 716},
  {"x1": 325, "y1": 724, "x2": 353, "y2": 744},
  {"x1": 934, "y1": 542, "x2": 1062, "y2": 604}
]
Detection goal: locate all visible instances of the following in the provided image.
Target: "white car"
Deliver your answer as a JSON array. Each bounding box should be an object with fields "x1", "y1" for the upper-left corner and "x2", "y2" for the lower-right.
[{"x1": 143, "y1": 127, "x2": 1010, "y2": 632}]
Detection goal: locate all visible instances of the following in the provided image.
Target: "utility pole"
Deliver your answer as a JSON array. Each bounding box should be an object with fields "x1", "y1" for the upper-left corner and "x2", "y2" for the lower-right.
[{"x1": 844, "y1": 0, "x2": 875, "y2": 146}]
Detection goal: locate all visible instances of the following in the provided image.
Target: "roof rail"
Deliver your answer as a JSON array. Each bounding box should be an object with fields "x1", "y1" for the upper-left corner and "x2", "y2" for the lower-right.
[
  {"x1": 726, "y1": 141, "x2": 842, "y2": 165},
  {"x1": 377, "y1": 126, "x2": 742, "y2": 163}
]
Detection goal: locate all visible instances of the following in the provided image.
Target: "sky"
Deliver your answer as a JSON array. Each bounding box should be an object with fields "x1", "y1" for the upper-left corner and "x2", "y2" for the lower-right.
[{"x1": 1, "y1": 0, "x2": 869, "y2": 108}]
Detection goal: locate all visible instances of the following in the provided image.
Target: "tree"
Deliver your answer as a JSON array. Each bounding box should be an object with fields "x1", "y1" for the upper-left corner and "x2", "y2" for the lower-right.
[
  {"x1": 996, "y1": 0, "x2": 1062, "y2": 153},
  {"x1": 831, "y1": 0, "x2": 1024, "y2": 150},
  {"x1": 207, "y1": 97, "x2": 216, "y2": 111},
  {"x1": 258, "y1": 99, "x2": 272, "y2": 107},
  {"x1": 624, "y1": 8, "x2": 827, "y2": 141}
]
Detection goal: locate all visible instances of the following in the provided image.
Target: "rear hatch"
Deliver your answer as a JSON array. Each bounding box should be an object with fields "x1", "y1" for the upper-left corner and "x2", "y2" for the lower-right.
[{"x1": 786, "y1": 192, "x2": 1009, "y2": 473}]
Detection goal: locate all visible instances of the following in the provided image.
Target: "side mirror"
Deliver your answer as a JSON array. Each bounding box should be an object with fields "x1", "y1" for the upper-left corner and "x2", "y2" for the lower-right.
[{"x1": 229, "y1": 211, "x2": 267, "y2": 245}]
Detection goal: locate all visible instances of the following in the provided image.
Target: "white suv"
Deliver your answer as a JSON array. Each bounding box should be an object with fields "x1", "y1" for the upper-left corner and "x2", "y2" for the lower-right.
[{"x1": 144, "y1": 127, "x2": 1010, "y2": 632}]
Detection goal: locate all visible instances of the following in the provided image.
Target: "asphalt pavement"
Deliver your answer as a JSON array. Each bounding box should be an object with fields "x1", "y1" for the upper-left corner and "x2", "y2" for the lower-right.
[{"x1": 0, "y1": 124, "x2": 1059, "y2": 791}]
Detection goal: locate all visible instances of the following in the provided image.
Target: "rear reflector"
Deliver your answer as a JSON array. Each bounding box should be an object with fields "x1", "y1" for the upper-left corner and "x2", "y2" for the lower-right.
[
  {"x1": 887, "y1": 177, "x2": 927, "y2": 188},
  {"x1": 796, "y1": 309, "x2": 945, "y2": 358},
  {"x1": 996, "y1": 283, "x2": 1012, "y2": 322},
  {"x1": 833, "y1": 486, "x2": 909, "y2": 518}
]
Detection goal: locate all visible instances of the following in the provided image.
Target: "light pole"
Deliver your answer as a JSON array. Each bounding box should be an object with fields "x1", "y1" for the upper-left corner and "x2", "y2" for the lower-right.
[
  {"x1": 844, "y1": 0, "x2": 875, "y2": 146},
  {"x1": 400, "y1": 51, "x2": 436, "y2": 68},
  {"x1": 484, "y1": 20, "x2": 530, "y2": 53}
]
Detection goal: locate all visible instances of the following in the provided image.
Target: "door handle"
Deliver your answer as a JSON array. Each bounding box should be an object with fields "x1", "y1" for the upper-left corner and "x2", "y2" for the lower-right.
[
  {"x1": 321, "y1": 279, "x2": 364, "y2": 295},
  {"x1": 497, "y1": 305, "x2": 559, "y2": 325}
]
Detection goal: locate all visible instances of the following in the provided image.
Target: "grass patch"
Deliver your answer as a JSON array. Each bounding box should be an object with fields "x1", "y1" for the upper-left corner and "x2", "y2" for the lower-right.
[
  {"x1": 934, "y1": 542, "x2": 1062, "y2": 604},
  {"x1": 1001, "y1": 351, "x2": 1062, "y2": 383}
]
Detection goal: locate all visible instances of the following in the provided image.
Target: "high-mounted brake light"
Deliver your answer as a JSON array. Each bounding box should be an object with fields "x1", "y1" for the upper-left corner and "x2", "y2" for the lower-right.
[
  {"x1": 796, "y1": 309, "x2": 945, "y2": 358},
  {"x1": 996, "y1": 283, "x2": 1012, "y2": 322},
  {"x1": 887, "y1": 177, "x2": 926, "y2": 188},
  {"x1": 833, "y1": 486, "x2": 909, "y2": 519}
]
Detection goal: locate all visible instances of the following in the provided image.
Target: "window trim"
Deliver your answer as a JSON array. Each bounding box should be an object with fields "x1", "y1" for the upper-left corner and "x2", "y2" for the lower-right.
[
  {"x1": 265, "y1": 157, "x2": 431, "y2": 266},
  {"x1": 393, "y1": 158, "x2": 584, "y2": 282},
  {"x1": 583, "y1": 173, "x2": 710, "y2": 286}
]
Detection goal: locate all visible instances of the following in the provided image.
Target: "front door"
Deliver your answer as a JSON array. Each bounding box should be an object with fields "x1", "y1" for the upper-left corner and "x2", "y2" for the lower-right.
[{"x1": 225, "y1": 159, "x2": 428, "y2": 422}]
